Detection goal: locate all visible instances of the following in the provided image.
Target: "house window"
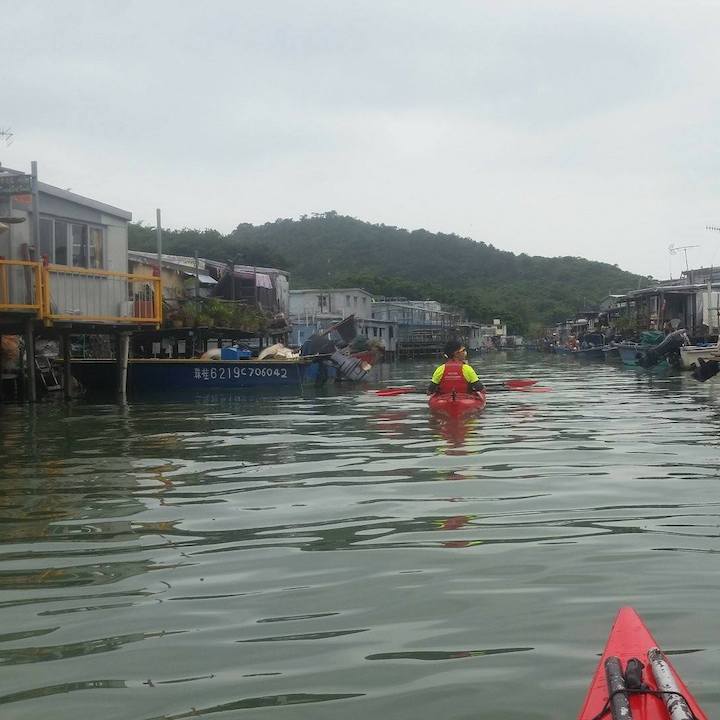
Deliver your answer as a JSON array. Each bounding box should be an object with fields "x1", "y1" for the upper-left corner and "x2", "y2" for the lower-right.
[
  {"x1": 55, "y1": 221, "x2": 68, "y2": 265},
  {"x1": 379, "y1": 328, "x2": 383, "y2": 337},
  {"x1": 346, "y1": 295, "x2": 350, "y2": 305},
  {"x1": 38, "y1": 217, "x2": 105, "y2": 268},
  {"x1": 353, "y1": 296, "x2": 358, "y2": 305},
  {"x1": 373, "y1": 327, "x2": 377, "y2": 337},
  {"x1": 362, "y1": 297, "x2": 367, "y2": 304},
  {"x1": 71, "y1": 223, "x2": 88, "y2": 268},
  {"x1": 39, "y1": 219, "x2": 53, "y2": 261},
  {"x1": 89, "y1": 227, "x2": 104, "y2": 268}
]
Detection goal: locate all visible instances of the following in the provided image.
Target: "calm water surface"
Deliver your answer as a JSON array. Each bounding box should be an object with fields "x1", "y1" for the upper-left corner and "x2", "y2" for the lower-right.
[{"x1": 1, "y1": 354, "x2": 719, "y2": 719}]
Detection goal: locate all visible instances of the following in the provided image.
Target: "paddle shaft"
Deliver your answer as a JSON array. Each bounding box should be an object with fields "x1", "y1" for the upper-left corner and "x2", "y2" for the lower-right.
[
  {"x1": 376, "y1": 384, "x2": 550, "y2": 397},
  {"x1": 376, "y1": 379, "x2": 537, "y2": 395}
]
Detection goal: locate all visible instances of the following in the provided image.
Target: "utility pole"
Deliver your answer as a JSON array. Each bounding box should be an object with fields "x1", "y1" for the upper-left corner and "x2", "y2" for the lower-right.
[
  {"x1": 155, "y1": 209, "x2": 162, "y2": 274},
  {"x1": 706, "y1": 227, "x2": 720, "y2": 331}
]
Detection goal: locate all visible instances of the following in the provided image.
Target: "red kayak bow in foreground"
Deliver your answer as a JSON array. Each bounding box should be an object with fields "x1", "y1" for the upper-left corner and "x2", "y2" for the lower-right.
[{"x1": 578, "y1": 607, "x2": 707, "y2": 720}]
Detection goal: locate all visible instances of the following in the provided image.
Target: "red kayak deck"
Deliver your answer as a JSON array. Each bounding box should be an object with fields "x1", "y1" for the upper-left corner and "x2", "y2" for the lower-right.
[
  {"x1": 578, "y1": 607, "x2": 707, "y2": 720},
  {"x1": 428, "y1": 390, "x2": 487, "y2": 418}
]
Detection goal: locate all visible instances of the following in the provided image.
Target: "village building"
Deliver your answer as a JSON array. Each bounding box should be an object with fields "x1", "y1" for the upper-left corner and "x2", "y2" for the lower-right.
[
  {"x1": 128, "y1": 251, "x2": 290, "y2": 318},
  {"x1": 126, "y1": 251, "x2": 292, "y2": 358},
  {"x1": 289, "y1": 290, "x2": 511, "y2": 359},
  {"x1": 613, "y1": 271, "x2": 720, "y2": 339},
  {"x1": 0, "y1": 163, "x2": 160, "y2": 400},
  {"x1": 289, "y1": 288, "x2": 398, "y2": 356},
  {"x1": 370, "y1": 299, "x2": 459, "y2": 357}
]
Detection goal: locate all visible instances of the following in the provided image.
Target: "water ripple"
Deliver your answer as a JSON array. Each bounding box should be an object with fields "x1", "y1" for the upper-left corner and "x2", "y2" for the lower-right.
[{"x1": 1, "y1": 356, "x2": 718, "y2": 719}]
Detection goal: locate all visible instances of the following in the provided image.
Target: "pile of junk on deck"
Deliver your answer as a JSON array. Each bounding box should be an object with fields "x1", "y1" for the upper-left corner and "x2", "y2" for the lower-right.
[{"x1": 539, "y1": 328, "x2": 720, "y2": 382}]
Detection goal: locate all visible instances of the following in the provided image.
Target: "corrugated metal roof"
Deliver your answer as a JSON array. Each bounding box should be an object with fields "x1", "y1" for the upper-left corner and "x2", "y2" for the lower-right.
[
  {"x1": 1, "y1": 168, "x2": 132, "y2": 220},
  {"x1": 184, "y1": 272, "x2": 216, "y2": 285}
]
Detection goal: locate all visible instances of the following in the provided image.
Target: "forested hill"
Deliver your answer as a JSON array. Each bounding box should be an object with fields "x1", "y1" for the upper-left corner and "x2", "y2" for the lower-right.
[{"x1": 128, "y1": 212, "x2": 650, "y2": 333}]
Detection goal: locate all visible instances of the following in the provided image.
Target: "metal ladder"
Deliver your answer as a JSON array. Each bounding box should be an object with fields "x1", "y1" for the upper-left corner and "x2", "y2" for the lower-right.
[{"x1": 35, "y1": 356, "x2": 61, "y2": 392}]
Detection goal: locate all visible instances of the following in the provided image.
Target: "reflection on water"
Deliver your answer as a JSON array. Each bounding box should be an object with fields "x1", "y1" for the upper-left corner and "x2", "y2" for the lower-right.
[{"x1": 1, "y1": 355, "x2": 719, "y2": 720}]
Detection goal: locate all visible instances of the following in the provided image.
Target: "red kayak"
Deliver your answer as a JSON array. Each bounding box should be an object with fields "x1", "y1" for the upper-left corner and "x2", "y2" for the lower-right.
[
  {"x1": 428, "y1": 390, "x2": 487, "y2": 417},
  {"x1": 578, "y1": 607, "x2": 707, "y2": 720}
]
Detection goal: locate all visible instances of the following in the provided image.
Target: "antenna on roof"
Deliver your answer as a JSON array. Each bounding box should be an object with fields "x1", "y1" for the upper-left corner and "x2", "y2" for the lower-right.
[
  {"x1": 0, "y1": 128, "x2": 13, "y2": 146},
  {"x1": 668, "y1": 243, "x2": 698, "y2": 273}
]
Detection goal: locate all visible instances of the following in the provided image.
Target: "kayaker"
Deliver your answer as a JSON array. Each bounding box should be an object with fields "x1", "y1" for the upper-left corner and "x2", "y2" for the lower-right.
[{"x1": 427, "y1": 340, "x2": 485, "y2": 395}]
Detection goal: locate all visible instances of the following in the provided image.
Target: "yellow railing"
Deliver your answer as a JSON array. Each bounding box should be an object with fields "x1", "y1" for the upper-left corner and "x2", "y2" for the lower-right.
[
  {"x1": 0, "y1": 259, "x2": 43, "y2": 313},
  {"x1": 0, "y1": 259, "x2": 162, "y2": 325},
  {"x1": 43, "y1": 265, "x2": 162, "y2": 325}
]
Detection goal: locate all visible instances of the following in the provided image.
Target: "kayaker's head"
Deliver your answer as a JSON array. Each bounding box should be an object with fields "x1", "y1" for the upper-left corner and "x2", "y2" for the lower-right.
[{"x1": 443, "y1": 340, "x2": 466, "y2": 362}]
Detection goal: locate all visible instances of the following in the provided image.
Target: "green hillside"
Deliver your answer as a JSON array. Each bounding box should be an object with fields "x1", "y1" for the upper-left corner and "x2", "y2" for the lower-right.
[{"x1": 129, "y1": 212, "x2": 650, "y2": 334}]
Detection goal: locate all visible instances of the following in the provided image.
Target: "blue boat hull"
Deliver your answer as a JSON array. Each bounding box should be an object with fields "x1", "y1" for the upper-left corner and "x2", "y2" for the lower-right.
[
  {"x1": 617, "y1": 344, "x2": 642, "y2": 366},
  {"x1": 573, "y1": 348, "x2": 605, "y2": 361},
  {"x1": 71, "y1": 358, "x2": 315, "y2": 393},
  {"x1": 616, "y1": 344, "x2": 668, "y2": 368}
]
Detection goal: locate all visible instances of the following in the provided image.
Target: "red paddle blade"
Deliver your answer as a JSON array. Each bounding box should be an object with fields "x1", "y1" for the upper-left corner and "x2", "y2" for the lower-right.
[
  {"x1": 375, "y1": 387, "x2": 419, "y2": 397},
  {"x1": 502, "y1": 379, "x2": 538, "y2": 388}
]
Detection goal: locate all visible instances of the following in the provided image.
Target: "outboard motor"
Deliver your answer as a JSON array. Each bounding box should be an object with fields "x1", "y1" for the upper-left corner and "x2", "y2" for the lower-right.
[
  {"x1": 692, "y1": 357, "x2": 720, "y2": 382},
  {"x1": 637, "y1": 329, "x2": 689, "y2": 368}
]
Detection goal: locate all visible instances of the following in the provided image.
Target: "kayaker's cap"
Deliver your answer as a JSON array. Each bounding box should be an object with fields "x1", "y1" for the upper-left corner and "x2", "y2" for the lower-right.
[{"x1": 443, "y1": 340, "x2": 464, "y2": 358}]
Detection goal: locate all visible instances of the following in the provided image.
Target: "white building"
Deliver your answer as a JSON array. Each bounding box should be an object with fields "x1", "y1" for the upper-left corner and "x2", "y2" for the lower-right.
[
  {"x1": 0, "y1": 164, "x2": 159, "y2": 328},
  {"x1": 289, "y1": 288, "x2": 398, "y2": 355},
  {"x1": 458, "y1": 320, "x2": 507, "y2": 351},
  {"x1": 370, "y1": 299, "x2": 455, "y2": 327},
  {"x1": 290, "y1": 288, "x2": 373, "y2": 321}
]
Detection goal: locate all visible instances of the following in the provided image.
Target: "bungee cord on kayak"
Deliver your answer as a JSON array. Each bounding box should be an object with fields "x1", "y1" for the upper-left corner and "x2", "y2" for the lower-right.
[
  {"x1": 578, "y1": 608, "x2": 707, "y2": 720},
  {"x1": 587, "y1": 688, "x2": 700, "y2": 720}
]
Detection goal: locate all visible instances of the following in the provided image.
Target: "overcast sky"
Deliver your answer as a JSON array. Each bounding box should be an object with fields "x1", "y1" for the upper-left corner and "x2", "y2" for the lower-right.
[{"x1": 2, "y1": 0, "x2": 720, "y2": 278}]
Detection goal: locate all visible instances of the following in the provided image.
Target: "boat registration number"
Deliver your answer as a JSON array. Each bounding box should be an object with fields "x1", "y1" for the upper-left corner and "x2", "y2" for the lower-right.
[{"x1": 194, "y1": 367, "x2": 289, "y2": 380}]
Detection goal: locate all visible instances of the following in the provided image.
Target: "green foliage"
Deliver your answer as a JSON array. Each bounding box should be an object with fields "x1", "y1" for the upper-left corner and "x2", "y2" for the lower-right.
[
  {"x1": 130, "y1": 213, "x2": 650, "y2": 334},
  {"x1": 164, "y1": 298, "x2": 268, "y2": 332}
]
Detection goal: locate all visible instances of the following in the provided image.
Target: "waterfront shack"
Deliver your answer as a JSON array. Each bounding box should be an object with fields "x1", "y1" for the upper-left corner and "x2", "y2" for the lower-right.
[
  {"x1": 457, "y1": 319, "x2": 508, "y2": 351},
  {"x1": 370, "y1": 298, "x2": 457, "y2": 357},
  {"x1": 289, "y1": 288, "x2": 398, "y2": 357},
  {"x1": 128, "y1": 251, "x2": 292, "y2": 357},
  {"x1": 615, "y1": 273, "x2": 720, "y2": 340},
  {"x1": 0, "y1": 164, "x2": 160, "y2": 400}
]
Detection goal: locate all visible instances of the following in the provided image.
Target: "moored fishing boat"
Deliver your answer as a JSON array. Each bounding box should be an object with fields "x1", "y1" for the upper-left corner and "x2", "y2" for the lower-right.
[
  {"x1": 616, "y1": 341, "x2": 644, "y2": 366},
  {"x1": 572, "y1": 333, "x2": 606, "y2": 361},
  {"x1": 617, "y1": 342, "x2": 669, "y2": 368},
  {"x1": 573, "y1": 346, "x2": 605, "y2": 361},
  {"x1": 603, "y1": 343, "x2": 621, "y2": 362},
  {"x1": 577, "y1": 607, "x2": 707, "y2": 720},
  {"x1": 70, "y1": 356, "x2": 325, "y2": 393},
  {"x1": 679, "y1": 342, "x2": 720, "y2": 370}
]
